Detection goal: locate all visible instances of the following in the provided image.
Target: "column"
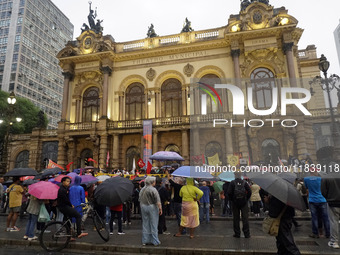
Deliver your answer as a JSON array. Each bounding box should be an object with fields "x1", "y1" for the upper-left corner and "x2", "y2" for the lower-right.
[
  {"x1": 99, "y1": 134, "x2": 108, "y2": 169},
  {"x1": 118, "y1": 92, "x2": 124, "y2": 121},
  {"x1": 144, "y1": 90, "x2": 149, "y2": 119},
  {"x1": 140, "y1": 132, "x2": 144, "y2": 162},
  {"x1": 57, "y1": 137, "x2": 67, "y2": 166},
  {"x1": 182, "y1": 129, "x2": 189, "y2": 164},
  {"x1": 182, "y1": 86, "x2": 187, "y2": 116},
  {"x1": 100, "y1": 66, "x2": 112, "y2": 119},
  {"x1": 194, "y1": 87, "x2": 200, "y2": 115},
  {"x1": 238, "y1": 128, "x2": 249, "y2": 160},
  {"x1": 112, "y1": 134, "x2": 119, "y2": 168},
  {"x1": 61, "y1": 72, "x2": 73, "y2": 121},
  {"x1": 192, "y1": 127, "x2": 200, "y2": 156},
  {"x1": 75, "y1": 96, "x2": 81, "y2": 122},
  {"x1": 296, "y1": 121, "x2": 308, "y2": 157},
  {"x1": 154, "y1": 89, "x2": 160, "y2": 118},
  {"x1": 153, "y1": 130, "x2": 158, "y2": 154},
  {"x1": 283, "y1": 42, "x2": 298, "y2": 89},
  {"x1": 225, "y1": 128, "x2": 233, "y2": 161},
  {"x1": 231, "y1": 49, "x2": 241, "y2": 87}
]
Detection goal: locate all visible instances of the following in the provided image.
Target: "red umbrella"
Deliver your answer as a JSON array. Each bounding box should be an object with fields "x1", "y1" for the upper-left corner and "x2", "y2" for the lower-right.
[
  {"x1": 20, "y1": 176, "x2": 35, "y2": 181},
  {"x1": 28, "y1": 181, "x2": 60, "y2": 199},
  {"x1": 54, "y1": 174, "x2": 72, "y2": 182}
]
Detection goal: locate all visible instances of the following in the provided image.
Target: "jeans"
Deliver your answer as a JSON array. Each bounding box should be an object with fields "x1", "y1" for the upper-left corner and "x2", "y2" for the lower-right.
[
  {"x1": 158, "y1": 205, "x2": 167, "y2": 234},
  {"x1": 328, "y1": 206, "x2": 340, "y2": 243},
  {"x1": 199, "y1": 203, "x2": 210, "y2": 223},
  {"x1": 25, "y1": 214, "x2": 38, "y2": 238},
  {"x1": 106, "y1": 207, "x2": 111, "y2": 224},
  {"x1": 141, "y1": 204, "x2": 160, "y2": 245},
  {"x1": 173, "y1": 202, "x2": 182, "y2": 226},
  {"x1": 309, "y1": 202, "x2": 330, "y2": 236},
  {"x1": 110, "y1": 210, "x2": 122, "y2": 233}
]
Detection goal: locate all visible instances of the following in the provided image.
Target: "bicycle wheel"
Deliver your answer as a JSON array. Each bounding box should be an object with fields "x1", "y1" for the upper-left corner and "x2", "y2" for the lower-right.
[
  {"x1": 93, "y1": 212, "x2": 110, "y2": 242},
  {"x1": 39, "y1": 221, "x2": 71, "y2": 252}
]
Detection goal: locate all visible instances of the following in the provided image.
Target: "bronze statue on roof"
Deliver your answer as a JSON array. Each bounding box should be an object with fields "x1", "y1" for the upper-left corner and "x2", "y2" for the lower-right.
[
  {"x1": 147, "y1": 24, "x2": 158, "y2": 38},
  {"x1": 181, "y1": 18, "x2": 194, "y2": 33},
  {"x1": 82, "y1": 1, "x2": 103, "y2": 34}
]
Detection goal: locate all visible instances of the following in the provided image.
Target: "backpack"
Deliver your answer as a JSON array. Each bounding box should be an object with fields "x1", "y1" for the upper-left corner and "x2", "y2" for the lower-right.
[
  {"x1": 300, "y1": 182, "x2": 307, "y2": 195},
  {"x1": 233, "y1": 180, "x2": 247, "y2": 207}
]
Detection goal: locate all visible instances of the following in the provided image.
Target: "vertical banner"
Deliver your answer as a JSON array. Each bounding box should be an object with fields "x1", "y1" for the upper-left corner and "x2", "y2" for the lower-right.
[{"x1": 143, "y1": 120, "x2": 153, "y2": 166}]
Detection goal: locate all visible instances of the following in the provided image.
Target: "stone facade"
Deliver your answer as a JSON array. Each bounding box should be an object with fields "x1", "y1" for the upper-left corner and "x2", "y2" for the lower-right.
[{"x1": 6, "y1": 2, "x2": 337, "y2": 172}]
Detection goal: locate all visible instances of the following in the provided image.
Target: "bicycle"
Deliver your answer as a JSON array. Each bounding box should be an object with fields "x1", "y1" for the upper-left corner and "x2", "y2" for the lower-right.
[{"x1": 39, "y1": 201, "x2": 109, "y2": 252}]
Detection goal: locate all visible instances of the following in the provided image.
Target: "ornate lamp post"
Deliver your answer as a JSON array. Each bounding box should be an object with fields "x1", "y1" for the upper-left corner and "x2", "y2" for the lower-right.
[
  {"x1": 0, "y1": 92, "x2": 22, "y2": 173},
  {"x1": 309, "y1": 54, "x2": 340, "y2": 162}
]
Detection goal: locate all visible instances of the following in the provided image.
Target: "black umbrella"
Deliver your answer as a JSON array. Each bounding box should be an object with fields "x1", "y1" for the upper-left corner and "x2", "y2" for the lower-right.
[
  {"x1": 23, "y1": 179, "x2": 39, "y2": 186},
  {"x1": 94, "y1": 176, "x2": 134, "y2": 206},
  {"x1": 4, "y1": 168, "x2": 38, "y2": 177},
  {"x1": 278, "y1": 172, "x2": 297, "y2": 184},
  {"x1": 41, "y1": 167, "x2": 63, "y2": 178},
  {"x1": 247, "y1": 172, "x2": 306, "y2": 211}
]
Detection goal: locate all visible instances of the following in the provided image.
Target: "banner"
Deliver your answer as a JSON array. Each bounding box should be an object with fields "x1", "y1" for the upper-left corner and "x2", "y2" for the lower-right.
[
  {"x1": 106, "y1": 151, "x2": 110, "y2": 167},
  {"x1": 131, "y1": 158, "x2": 136, "y2": 175},
  {"x1": 143, "y1": 120, "x2": 153, "y2": 165},
  {"x1": 66, "y1": 162, "x2": 73, "y2": 172},
  {"x1": 146, "y1": 161, "x2": 152, "y2": 175},
  {"x1": 88, "y1": 158, "x2": 98, "y2": 164},
  {"x1": 47, "y1": 159, "x2": 64, "y2": 170},
  {"x1": 227, "y1": 155, "x2": 239, "y2": 166},
  {"x1": 207, "y1": 153, "x2": 220, "y2": 166}
]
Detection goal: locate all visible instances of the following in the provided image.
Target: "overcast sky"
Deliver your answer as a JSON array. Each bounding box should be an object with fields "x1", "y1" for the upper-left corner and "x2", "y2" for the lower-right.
[{"x1": 52, "y1": 0, "x2": 340, "y2": 74}]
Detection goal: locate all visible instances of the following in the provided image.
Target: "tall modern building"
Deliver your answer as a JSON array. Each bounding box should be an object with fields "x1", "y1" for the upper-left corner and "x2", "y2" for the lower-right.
[
  {"x1": 334, "y1": 20, "x2": 340, "y2": 68},
  {"x1": 0, "y1": 0, "x2": 73, "y2": 128}
]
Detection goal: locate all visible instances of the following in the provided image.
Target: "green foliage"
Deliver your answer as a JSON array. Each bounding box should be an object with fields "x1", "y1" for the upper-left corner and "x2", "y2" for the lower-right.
[{"x1": 0, "y1": 90, "x2": 48, "y2": 139}]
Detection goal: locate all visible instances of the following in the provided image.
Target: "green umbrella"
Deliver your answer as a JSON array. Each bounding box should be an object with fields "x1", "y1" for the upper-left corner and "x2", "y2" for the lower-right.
[{"x1": 212, "y1": 181, "x2": 224, "y2": 193}]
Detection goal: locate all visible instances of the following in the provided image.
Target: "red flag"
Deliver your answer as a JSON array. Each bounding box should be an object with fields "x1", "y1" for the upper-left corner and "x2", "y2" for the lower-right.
[
  {"x1": 66, "y1": 162, "x2": 74, "y2": 172},
  {"x1": 137, "y1": 158, "x2": 145, "y2": 168},
  {"x1": 47, "y1": 159, "x2": 64, "y2": 170},
  {"x1": 146, "y1": 161, "x2": 152, "y2": 175},
  {"x1": 106, "y1": 151, "x2": 110, "y2": 167},
  {"x1": 88, "y1": 158, "x2": 98, "y2": 164}
]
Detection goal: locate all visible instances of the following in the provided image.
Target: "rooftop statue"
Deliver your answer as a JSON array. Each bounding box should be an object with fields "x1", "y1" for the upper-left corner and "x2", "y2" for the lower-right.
[
  {"x1": 241, "y1": 0, "x2": 251, "y2": 11},
  {"x1": 181, "y1": 18, "x2": 194, "y2": 33},
  {"x1": 147, "y1": 24, "x2": 158, "y2": 38},
  {"x1": 81, "y1": 1, "x2": 103, "y2": 34}
]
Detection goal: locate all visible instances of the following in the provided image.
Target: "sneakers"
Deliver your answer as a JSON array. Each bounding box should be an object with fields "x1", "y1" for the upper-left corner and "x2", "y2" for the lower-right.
[
  {"x1": 6, "y1": 228, "x2": 11, "y2": 232},
  {"x1": 110, "y1": 232, "x2": 113, "y2": 235},
  {"x1": 10, "y1": 226, "x2": 20, "y2": 232},
  {"x1": 117, "y1": 232, "x2": 125, "y2": 235},
  {"x1": 28, "y1": 236, "x2": 38, "y2": 241},
  {"x1": 23, "y1": 235, "x2": 28, "y2": 240},
  {"x1": 328, "y1": 241, "x2": 340, "y2": 249},
  {"x1": 163, "y1": 231, "x2": 171, "y2": 235}
]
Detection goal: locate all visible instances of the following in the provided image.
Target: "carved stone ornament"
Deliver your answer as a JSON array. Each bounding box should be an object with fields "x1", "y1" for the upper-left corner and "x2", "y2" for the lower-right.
[
  {"x1": 146, "y1": 68, "x2": 156, "y2": 81},
  {"x1": 253, "y1": 11, "x2": 263, "y2": 24},
  {"x1": 183, "y1": 63, "x2": 194, "y2": 77}
]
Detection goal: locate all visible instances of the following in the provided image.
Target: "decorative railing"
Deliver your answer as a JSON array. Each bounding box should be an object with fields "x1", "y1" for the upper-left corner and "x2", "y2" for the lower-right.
[
  {"x1": 41, "y1": 130, "x2": 58, "y2": 136},
  {"x1": 159, "y1": 36, "x2": 180, "y2": 45},
  {"x1": 309, "y1": 108, "x2": 338, "y2": 117},
  {"x1": 123, "y1": 40, "x2": 145, "y2": 51},
  {"x1": 11, "y1": 134, "x2": 31, "y2": 140},
  {"x1": 195, "y1": 30, "x2": 219, "y2": 40},
  {"x1": 68, "y1": 122, "x2": 97, "y2": 130}
]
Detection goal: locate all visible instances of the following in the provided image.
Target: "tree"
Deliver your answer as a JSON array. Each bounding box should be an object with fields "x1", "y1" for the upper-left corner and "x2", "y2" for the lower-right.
[{"x1": 0, "y1": 90, "x2": 48, "y2": 139}]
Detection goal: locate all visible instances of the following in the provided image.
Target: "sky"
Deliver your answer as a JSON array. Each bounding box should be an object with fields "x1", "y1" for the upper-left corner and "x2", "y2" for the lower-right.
[{"x1": 51, "y1": 0, "x2": 340, "y2": 74}]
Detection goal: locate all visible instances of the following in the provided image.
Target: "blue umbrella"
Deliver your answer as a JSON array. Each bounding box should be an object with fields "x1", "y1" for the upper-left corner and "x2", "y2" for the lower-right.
[
  {"x1": 172, "y1": 166, "x2": 214, "y2": 179},
  {"x1": 149, "y1": 151, "x2": 184, "y2": 161},
  {"x1": 219, "y1": 171, "x2": 243, "y2": 182}
]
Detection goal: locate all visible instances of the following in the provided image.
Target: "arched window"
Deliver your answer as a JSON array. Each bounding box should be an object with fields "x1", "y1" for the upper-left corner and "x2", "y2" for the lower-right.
[
  {"x1": 126, "y1": 146, "x2": 140, "y2": 171},
  {"x1": 261, "y1": 139, "x2": 280, "y2": 165},
  {"x1": 125, "y1": 83, "x2": 145, "y2": 120},
  {"x1": 165, "y1": 144, "x2": 180, "y2": 154},
  {"x1": 250, "y1": 68, "x2": 275, "y2": 109},
  {"x1": 205, "y1": 141, "x2": 223, "y2": 165},
  {"x1": 41, "y1": 141, "x2": 58, "y2": 168},
  {"x1": 199, "y1": 74, "x2": 222, "y2": 114},
  {"x1": 80, "y1": 148, "x2": 93, "y2": 168},
  {"x1": 82, "y1": 87, "x2": 100, "y2": 122},
  {"x1": 15, "y1": 150, "x2": 29, "y2": 168},
  {"x1": 161, "y1": 79, "x2": 182, "y2": 117}
]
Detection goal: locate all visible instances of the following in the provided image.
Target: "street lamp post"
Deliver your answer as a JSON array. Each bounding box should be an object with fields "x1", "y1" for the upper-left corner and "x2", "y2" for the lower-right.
[
  {"x1": 0, "y1": 92, "x2": 22, "y2": 173},
  {"x1": 309, "y1": 54, "x2": 340, "y2": 162}
]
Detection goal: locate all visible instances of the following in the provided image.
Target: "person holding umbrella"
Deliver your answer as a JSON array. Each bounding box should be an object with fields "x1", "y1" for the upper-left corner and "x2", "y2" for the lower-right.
[
  {"x1": 139, "y1": 176, "x2": 162, "y2": 246},
  {"x1": 57, "y1": 177, "x2": 88, "y2": 239},
  {"x1": 263, "y1": 193, "x2": 301, "y2": 255},
  {"x1": 6, "y1": 177, "x2": 25, "y2": 232}
]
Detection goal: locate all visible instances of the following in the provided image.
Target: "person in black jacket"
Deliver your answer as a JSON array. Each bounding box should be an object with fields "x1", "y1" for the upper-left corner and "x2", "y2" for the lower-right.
[
  {"x1": 156, "y1": 177, "x2": 170, "y2": 234},
  {"x1": 227, "y1": 172, "x2": 251, "y2": 238},
  {"x1": 57, "y1": 177, "x2": 88, "y2": 239},
  {"x1": 264, "y1": 194, "x2": 301, "y2": 255}
]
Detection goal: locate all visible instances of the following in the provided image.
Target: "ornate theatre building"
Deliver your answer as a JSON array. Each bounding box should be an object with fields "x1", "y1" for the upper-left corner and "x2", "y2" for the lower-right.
[{"x1": 6, "y1": 1, "x2": 335, "y2": 172}]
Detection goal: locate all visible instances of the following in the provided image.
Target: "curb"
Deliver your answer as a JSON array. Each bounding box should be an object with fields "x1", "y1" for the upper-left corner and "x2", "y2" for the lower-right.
[{"x1": 0, "y1": 238, "x2": 336, "y2": 255}]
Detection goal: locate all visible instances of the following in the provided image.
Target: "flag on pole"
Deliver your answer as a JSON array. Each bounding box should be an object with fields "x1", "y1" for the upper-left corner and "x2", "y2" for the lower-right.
[
  {"x1": 137, "y1": 158, "x2": 145, "y2": 168},
  {"x1": 278, "y1": 156, "x2": 284, "y2": 166},
  {"x1": 66, "y1": 162, "x2": 73, "y2": 172},
  {"x1": 106, "y1": 151, "x2": 110, "y2": 167},
  {"x1": 88, "y1": 158, "x2": 98, "y2": 164},
  {"x1": 47, "y1": 159, "x2": 64, "y2": 170},
  {"x1": 131, "y1": 158, "x2": 136, "y2": 175},
  {"x1": 146, "y1": 161, "x2": 152, "y2": 175}
]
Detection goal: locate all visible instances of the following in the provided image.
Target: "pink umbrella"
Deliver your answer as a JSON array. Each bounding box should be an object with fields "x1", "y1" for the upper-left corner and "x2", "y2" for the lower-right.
[
  {"x1": 28, "y1": 181, "x2": 60, "y2": 199},
  {"x1": 54, "y1": 174, "x2": 72, "y2": 182}
]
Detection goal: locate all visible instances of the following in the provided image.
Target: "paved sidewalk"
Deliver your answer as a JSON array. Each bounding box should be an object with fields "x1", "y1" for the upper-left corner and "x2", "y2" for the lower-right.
[{"x1": 0, "y1": 214, "x2": 339, "y2": 255}]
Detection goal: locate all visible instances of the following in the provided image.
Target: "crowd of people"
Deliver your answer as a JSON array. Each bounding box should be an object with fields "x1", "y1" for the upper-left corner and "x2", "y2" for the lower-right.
[{"x1": 0, "y1": 166, "x2": 339, "y2": 254}]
